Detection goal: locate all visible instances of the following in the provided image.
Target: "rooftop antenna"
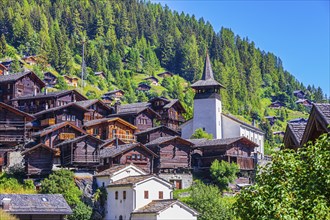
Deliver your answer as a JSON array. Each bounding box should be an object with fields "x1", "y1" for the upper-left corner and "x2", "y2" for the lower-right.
[{"x1": 81, "y1": 37, "x2": 86, "y2": 88}]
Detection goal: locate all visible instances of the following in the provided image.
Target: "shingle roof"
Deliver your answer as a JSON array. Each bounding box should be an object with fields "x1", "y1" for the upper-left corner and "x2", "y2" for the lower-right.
[
  {"x1": 0, "y1": 102, "x2": 35, "y2": 121},
  {"x1": 116, "y1": 102, "x2": 150, "y2": 114},
  {"x1": 83, "y1": 117, "x2": 137, "y2": 129},
  {"x1": 288, "y1": 122, "x2": 307, "y2": 144},
  {"x1": 75, "y1": 99, "x2": 98, "y2": 108},
  {"x1": 21, "y1": 143, "x2": 57, "y2": 155},
  {"x1": 0, "y1": 71, "x2": 31, "y2": 83},
  {"x1": 103, "y1": 89, "x2": 125, "y2": 96},
  {"x1": 222, "y1": 113, "x2": 265, "y2": 134},
  {"x1": 135, "y1": 126, "x2": 179, "y2": 136},
  {"x1": 145, "y1": 136, "x2": 193, "y2": 147},
  {"x1": 163, "y1": 99, "x2": 179, "y2": 109},
  {"x1": 55, "y1": 134, "x2": 104, "y2": 147},
  {"x1": 0, "y1": 194, "x2": 72, "y2": 215},
  {"x1": 32, "y1": 121, "x2": 86, "y2": 137},
  {"x1": 11, "y1": 90, "x2": 70, "y2": 101},
  {"x1": 314, "y1": 103, "x2": 330, "y2": 125},
  {"x1": 95, "y1": 164, "x2": 146, "y2": 177},
  {"x1": 33, "y1": 102, "x2": 89, "y2": 117},
  {"x1": 187, "y1": 137, "x2": 257, "y2": 148},
  {"x1": 108, "y1": 175, "x2": 154, "y2": 187},
  {"x1": 100, "y1": 143, "x2": 157, "y2": 158},
  {"x1": 132, "y1": 199, "x2": 199, "y2": 215},
  {"x1": 288, "y1": 118, "x2": 308, "y2": 123}
]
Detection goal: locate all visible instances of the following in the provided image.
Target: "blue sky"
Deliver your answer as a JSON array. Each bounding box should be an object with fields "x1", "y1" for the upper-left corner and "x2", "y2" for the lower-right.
[{"x1": 151, "y1": 0, "x2": 330, "y2": 96}]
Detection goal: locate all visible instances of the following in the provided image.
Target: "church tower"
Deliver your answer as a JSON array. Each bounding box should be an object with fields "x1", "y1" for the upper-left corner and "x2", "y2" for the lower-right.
[{"x1": 190, "y1": 54, "x2": 224, "y2": 139}]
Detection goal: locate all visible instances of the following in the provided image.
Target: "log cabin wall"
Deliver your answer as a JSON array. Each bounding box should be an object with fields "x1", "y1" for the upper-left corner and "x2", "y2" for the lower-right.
[
  {"x1": 15, "y1": 75, "x2": 41, "y2": 98},
  {"x1": 0, "y1": 107, "x2": 27, "y2": 144},
  {"x1": 138, "y1": 130, "x2": 177, "y2": 144},
  {"x1": 0, "y1": 83, "x2": 14, "y2": 103},
  {"x1": 61, "y1": 140, "x2": 99, "y2": 166},
  {"x1": 54, "y1": 108, "x2": 85, "y2": 127},
  {"x1": 42, "y1": 127, "x2": 84, "y2": 148},
  {"x1": 25, "y1": 148, "x2": 54, "y2": 176},
  {"x1": 113, "y1": 147, "x2": 152, "y2": 172},
  {"x1": 134, "y1": 113, "x2": 153, "y2": 131}
]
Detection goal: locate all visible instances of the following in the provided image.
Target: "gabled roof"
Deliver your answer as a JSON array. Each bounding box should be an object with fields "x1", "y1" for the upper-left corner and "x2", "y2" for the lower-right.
[
  {"x1": 191, "y1": 54, "x2": 224, "y2": 89},
  {"x1": 135, "y1": 125, "x2": 180, "y2": 136},
  {"x1": 284, "y1": 122, "x2": 307, "y2": 148},
  {"x1": 11, "y1": 89, "x2": 87, "y2": 101},
  {"x1": 99, "y1": 138, "x2": 126, "y2": 148},
  {"x1": 132, "y1": 199, "x2": 199, "y2": 216},
  {"x1": 103, "y1": 89, "x2": 125, "y2": 96},
  {"x1": 21, "y1": 143, "x2": 57, "y2": 155},
  {"x1": 187, "y1": 136, "x2": 258, "y2": 148},
  {"x1": 55, "y1": 134, "x2": 104, "y2": 147},
  {"x1": 0, "y1": 194, "x2": 72, "y2": 215},
  {"x1": 157, "y1": 71, "x2": 173, "y2": 77},
  {"x1": 145, "y1": 136, "x2": 194, "y2": 147},
  {"x1": 32, "y1": 121, "x2": 87, "y2": 137},
  {"x1": 222, "y1": 113, "x2": 265, "y2": 134},
  {"x1": 83, "y1": 117, "x2": 137, "y2": 129},
  {"x1": 114, "y1": 102, "x2": 160, "y2": 118},
  {"x1": 0, "y1": 102, "x2": 35, "y2": 121},
  {"x1": 100, "y1": 142, "x2": 157, "y2": 158},
  {"x1": 314, "y1": 103, "x2": 330, "y2": 125},
  {"x1": 75, "y1": 99, "x2": 113, "y2": 112},
  {"x1": 95, "y1": 164, "x2": 147, "y2": 177},
  {"x1": 108, "y1": 175, "x2": 173, "y2": 188},
  {"x1": 288, "y1": 118, "x2": 308, "y2": 123},
  {"x1": 33, "y1": 102, "x2": 89, "y2": 117},
  {"x1": 138, "y1": 83, "x2": 151, "y2": 89},
  {"x1": 0, "y1": 70, "x2": 45, "y2": 87},
  {"x1": 144, "y1": 76, "x2": 159, "y2": 82}
]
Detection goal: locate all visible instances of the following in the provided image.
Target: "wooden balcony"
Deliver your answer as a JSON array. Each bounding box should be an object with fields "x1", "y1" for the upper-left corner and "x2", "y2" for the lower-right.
[
  {"x1": 40, "y1": 118, "x2": 56, "y2": 126},
  {"x1": 59, "y1": 133, "x2": 75, "y2": 140},
  {"x1": 0, "y1": 135, "x2": 24, "y2": 142},
  {"x1": 110, "y1": 134, "x2": 136, "y2": 143},
  {"x1": 63, "y1": 154, "x2": 99, "y2": 165}
]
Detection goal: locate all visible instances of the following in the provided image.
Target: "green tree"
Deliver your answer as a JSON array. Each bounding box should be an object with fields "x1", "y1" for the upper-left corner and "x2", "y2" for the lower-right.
[
  {"x1": 55, "y1": 76, "x2": 68, "y2": 90},
  {"x1": 0, "y1": 34, "x2": 7, "y2": 57},
  {"x1": 10, "y1": 59, "x2": 22, "y2": 73},
  {"x1": 210, "y1": 160, "x2": 239, "y2": 192},
  {"x1": 0, "y1": 209, "x2": 18, "y2": 220},
  {"x1": 191, "y1": 128, "x2": 213, "y2": 140},
  {"x1": 235, "y1": 133, "x2": 330, "y2": 219},
  {"x1": 68, "y1": 202, "x2": 92, "y2": 220}
]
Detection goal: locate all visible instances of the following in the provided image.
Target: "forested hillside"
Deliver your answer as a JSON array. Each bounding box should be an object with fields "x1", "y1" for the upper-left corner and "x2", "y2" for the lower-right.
[{"x1": 0, "y1": 0, "x2": 327, "y2": 142}]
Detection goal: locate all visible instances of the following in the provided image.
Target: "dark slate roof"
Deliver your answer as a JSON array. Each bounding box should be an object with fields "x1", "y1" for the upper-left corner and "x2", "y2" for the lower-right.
[
  {"x1": 21, "y1": 143, "x2": 57, "y2": 155},
  {"x1": 116, "y1": 102, "x2": 150, "y2": 114},
  {"x1": 288, "y1": 118, "x2": 308, "y2": 123},
  {"x1": 0, "y1": 102, "x2": 35, "y2": 121},
  {"x1": 163, "y1": 99, "x2": 179, "y2": 109},
  {"x1": 222, "y1": 113, "x2": 265, "y2": 134},
  {"x1": 33, "y1": 102, "x2": 89, "y2": 117},
  {"x1": 145, "y1": 136, "x2": 193, "y2": 147},
  {"x1": 0, "y1": 194, "x2": 72, "y2": 215},
  {"x1": 144, "y1": 76, "x2": 159, "y2": 82},
  {"x1": 133, "y1": 199, "x2": 198, "y2": 215},
  {"x1": 314, "y1": 103, "x2": 330, "y2": 125},
  {"x1": 95, "y1": 164, "x2": 146, "y2": 177},
  {"x1": 100, "y1": 143, "x2": 157, "y2": 158},
  {"x1": 287, "y1": 122, "x2": 307, "y2": 144},
  {"x1": 103, "y1": 89, "x2": 125, "y2": 96},
  {"x1": 108, "y1": 175, "x2": 155, "y2": 187},
  {"x1": 32, "y1": 121, "x2": 86, "y2": 137},
  {"x1": 187, "y1": 137, "x2": 257, "y2": 148},
  {"x1": 55, "y1": 134, "x2": 104, "y2": 147},
  {"x1": 135, "y1": 126, "x2": 180, "y2": 136},
  {"x1": 0, "y1": 71, "x2": 31, "y2": 83},
  {"x1": 75, "y1": 99, "x2": 98, "y2": 108},
  {"x1": 191, "y1": 54, "x2": 224, "y2": 89},
  {"x1": 12, "y1": 90, "x2": 70, "y2": 101}
]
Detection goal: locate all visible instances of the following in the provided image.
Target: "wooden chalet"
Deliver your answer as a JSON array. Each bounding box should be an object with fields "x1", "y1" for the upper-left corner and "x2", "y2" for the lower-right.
[
  {"x1": 0, "y1": 70, "x2": 45, "y2": 104},
  {"x1": 143, "y1": 76, "x2": 159, "y2": 86},
  {"x1": 300, "y1": 103, "x2": 330, "y2": 146},
  {"x1": 84, "y1": 117, "x2": 137, "y2": 143},
  {"x1": 0, "y1": 102, "x2": 35, "y2": 147},
  {"x1": 0, "y1": 63, "x2": 8, "y2": 75},
  {"x1": 94, "y1": 71, "x2": 106, "y2": 79},
  {"x1": 157, "y1": 71, "x2": 173, "y2": 78},
  {"x1": 55, "y1": 134, "x2": 104, "y2": 168},
  {"x1": 101, "y1": 89, "x2": 125, "y2": 102},
  {"x1": 63, "y1": 75, "x2": 79, "y2": 87},
  {"x1": 293, "y1": 90, "x2": 305, "y2": 99},
  {"x1": 99, "y1": 142, "x2": 157, "y2": 173},
  {"x1": 12, "y1": 90, "x2": 87, "y2": 114},
  {"x1": 135, "y1": 125, "x2": 180, "y2": 144},
  {"x1": 149, "y1": 97, "x2": 186, "y2": 131},
  {"x1": 21, "y1": 143, "x2": 56, "y2": 176},
  {"x1": 75, "y1": 99, "x2": 113, "y2": 119},
  {"x1": 189, "y1": 137, "x2": 257, "y2": 172},
  {"x1": 283, "y1": 122, "x2": 307, "y2": 150},
  {"x1": 113, "y1": 102, "x2": 160, "y2": 131},
  {"x1": 43, "y1": 72, "x2": 57, "y2": 87},
  {"x1": 265, "y1": 116, "x2": 277, "y2": 126},
  {"x1": 33, "y1": 102, "x2": 91, "y2": 129},
  {"x1": 22, "y1": 55, "x2": 40, "y2": 65},
  {"x1": 145, "y1": 136, "x2": 194, "y2": 174},
  {"x1": 137, "y1": 83, "x2": 151, "y2": 91},
  {"x1": 295, "y1": 99, "x2": 312, "y2": 107},
  {"x1": 269, "y1": 100, "x2": 285, "y2": 109}
]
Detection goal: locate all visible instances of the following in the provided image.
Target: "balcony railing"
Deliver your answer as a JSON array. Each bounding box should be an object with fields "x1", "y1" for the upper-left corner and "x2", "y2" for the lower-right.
[
  {"x1": 41, "y1": 118, "x2": 56, "y2": 126},
  {"x1": 63, "y1": 155, "x2": 99, "y2": 165},
  {"x1": 0, "y1": 135, "x2": 24, "y2": 142},
  {"x1": 110, "y1": 134, "x2": 136, "y2": 143},
  {"x1": 59, "y1": 133, "x2": 76, "y2": 140}
]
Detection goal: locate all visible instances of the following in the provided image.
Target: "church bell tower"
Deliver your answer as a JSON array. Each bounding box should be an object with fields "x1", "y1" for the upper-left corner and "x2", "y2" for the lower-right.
[{"x1": 190, "y1": 54, "x2": 225, "y2": 139}]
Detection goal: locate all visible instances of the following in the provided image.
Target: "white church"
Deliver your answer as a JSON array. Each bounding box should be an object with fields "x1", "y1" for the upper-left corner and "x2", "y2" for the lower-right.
[{"x1": 181, "y1": 54, "x2": 265, "y2": 158}]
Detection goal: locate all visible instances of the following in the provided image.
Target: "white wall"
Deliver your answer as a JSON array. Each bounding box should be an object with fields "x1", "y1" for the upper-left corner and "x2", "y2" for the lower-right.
[
  {"x1": 134, "y1": 179, "x2": 173, "y2": 210},
  {"x1": 221, "y1": 115, "x2": 241, "y2": 138},
  {"x1": 106, "y1": 186, "x2": 133, "y2": 220},
  {"x1": 192, "y1": 98, "x2": 222, "y2": 139},
  {"x1": 157, "y1": 204, "x2": 197, "y2": 220}
]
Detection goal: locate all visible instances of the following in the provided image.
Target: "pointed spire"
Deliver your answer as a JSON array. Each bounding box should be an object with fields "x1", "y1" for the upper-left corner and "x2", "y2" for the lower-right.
[{"x1": 202, "y1": 53, "x2": 214, "y2": 80}]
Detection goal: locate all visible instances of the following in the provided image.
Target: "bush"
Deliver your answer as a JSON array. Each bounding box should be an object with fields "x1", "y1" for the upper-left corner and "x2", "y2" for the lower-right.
[
  {"x1": 210, "y1": 160, "x2": 239, "y2": 192},
  {"x1": 0, "y1": 210, "x2": 18, "y2": 220},
  {"x1": 68, "y1": 202, "x2": 92, "y2": 220}
]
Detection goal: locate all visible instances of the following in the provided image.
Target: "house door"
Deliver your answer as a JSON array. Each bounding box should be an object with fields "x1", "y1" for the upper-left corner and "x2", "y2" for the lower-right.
[{"x1": 170, "y1": 180, "x2": 182, "y2": 189}]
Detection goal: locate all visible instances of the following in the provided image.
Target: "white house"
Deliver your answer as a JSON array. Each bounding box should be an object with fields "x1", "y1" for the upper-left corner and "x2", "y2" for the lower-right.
[
  {"x1": 94, "y1": 164, "x2": 198, "y2": 220},
  {"x1": 181, "y1": 54, "x2": 265, "y2": 158}
]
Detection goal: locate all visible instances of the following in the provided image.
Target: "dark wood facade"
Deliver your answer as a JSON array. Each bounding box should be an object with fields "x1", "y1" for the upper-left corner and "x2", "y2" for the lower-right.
[
  {"x1": 146, "y1": 136, "x2": 193, "y2": 174},
  {"x1": 0, "y1": 102, "x2": 35, "y2": 146},
  {"x1": 56, "y1": 135, "x2": 103, "y2": 168},
  {"x1": 149, "y1": 97, "x2": 186, "y2": 131},
  {"x1": 0, "y1": 71, "x2": 45, "y2": 104},
  {"x1": 12, "y1": 90, "x2": 87, "y2": 114},
  {"x1": 100, "y1": 143, "x2": 156, "y2": 173},
  {"x1": 136, "y1": 126, "x2": 180, "y2": 144},
  {"x1": 0, "y1": 64, "x2": 8, "y2": 75},
  {"x1": 43, "y1": 72, "x2": 57, "y2": 87},
  {"x1": 22, "y1": 144, "x2": 56, "y2": 176}
]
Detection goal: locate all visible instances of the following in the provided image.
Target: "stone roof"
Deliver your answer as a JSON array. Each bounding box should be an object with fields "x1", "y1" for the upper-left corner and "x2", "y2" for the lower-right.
[
  {"x1": 288, "y1": 122, "x2": 307, "y2": 144},
  {"x1": 55, "y1": 134, "x2": 104, "y2": 147},
  {"x1": 314, "y1": 103, "x2": 330, "y2": 125},
  {"x1": 100, "y1": 143, "x2": 157, "y2": 158},
  {"x1": 133, "y1": 199, "x2": 199, "y2": 215},
  {"x1": 95, "y1": 164, "x2": 146, "y2": 177},
  {"x1": 32, "y1": 121, "x2": 86, "y2": 137},
  {"x1": 0, "y1": 71, "x2": 32, "y2": 83},
  {"x1": 103, "y1": 89, "x2": 125, "y2": 96},
  {"x1": 0, "y1": 102, "x2": 35, "y2": 121},
  {"x1": 288, "y1": 118, "x2": 308, "y2": 123},
  {"x1": 163, "y1": 99, "x2": 179, "y2": 109},
  {"x1": 0, "y1": 194, "x2": 72, "y2": 215},
  {"x1": 145, "y1": 136, "x2": 194, "y2": 147},
  {"x1": 108, "y1": 175, "x2": 154, "y2": 187},
  {"x1": 135, "y1": 125, "x2": 179, "y2": 136},
  {"x1": 116, "y1": 102, "x2": 151, "y2": 115},
  {"x1": 33, "y1": 102, "x2": 89, "y2": 117},
  {"x1": 187, "y1": 137, "x2": 257, "y2": 148},
  {"x1": 75, "y1": 99, "x2": 113, "y2": 112},
  {"x1": 11, "y1": 90, "x2": 71, "y2": 101},
  {"x1": 222, "y1": 113, "x2": 265, "y2": 134}
]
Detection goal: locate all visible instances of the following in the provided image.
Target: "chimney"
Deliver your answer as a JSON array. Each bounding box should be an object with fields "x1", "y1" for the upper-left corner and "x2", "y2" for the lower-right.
[
  {"x1": 2, "y1": 198, "x2": 11, "y2": 210},
  {"x1": 114, "y1": 100, "x2": 121, "y2": 114}
]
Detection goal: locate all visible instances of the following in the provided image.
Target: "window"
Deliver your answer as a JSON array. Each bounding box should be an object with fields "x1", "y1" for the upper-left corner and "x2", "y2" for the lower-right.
[
  {"x1": 144, "y1": 191, "x2": 149, "y2": 199},
  {"x1": 132, "y1": 154, "x2": 136, "y2": 160},
  {"x1": 142, "y1": 155, "x2": 146, "y2": 160},
  {"x1": 62, "y1": 115, "x2": 66, "y2": 121},
  {"x1": 137, "y1": 154, "x2": 141, "y2": 160},
  {"x1": 127, "y1": 155, "x2": 131, "y2": 160},
  {"x1": 159, "y1": 191, "x2": 163, "y2": 199},
  {"x1": 94, "y1": 128, "x2": 99, "y2": 135},
  {"x1": 202, "y1": 127, "x2": 206, "y2": 131},
  {"x1": 72, "y1": 115, "x2": 76, "y2": 121},
  {"x1": 123, "y1": 191, "x2": 126, "y2": 200},
  {"x1": 115, "y1": 191, "x2": 118, "y2": 200}
]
